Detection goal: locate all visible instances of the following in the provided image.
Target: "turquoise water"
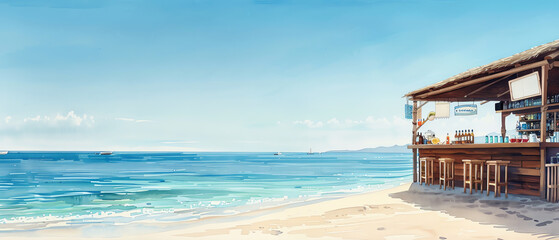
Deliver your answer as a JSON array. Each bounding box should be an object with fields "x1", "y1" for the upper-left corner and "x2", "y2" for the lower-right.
[{"x1": 0, "y1": 151, "x2": 411, "y2": 227}]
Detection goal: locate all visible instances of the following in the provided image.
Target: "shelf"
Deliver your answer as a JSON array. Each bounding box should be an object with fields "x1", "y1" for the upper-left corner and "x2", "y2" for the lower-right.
[
  {"x1": 497, "y1": 102, "x2": 559, "y2": 114},
  {"x1": 519, "y1": 119, "x2": 541, "y2": 122},
  {"x1": 517, "y1": 129, "x2": 554, "y2": 133},
  {"x1": 497, "y1": 105, "x2": 540, "y2": 113}
]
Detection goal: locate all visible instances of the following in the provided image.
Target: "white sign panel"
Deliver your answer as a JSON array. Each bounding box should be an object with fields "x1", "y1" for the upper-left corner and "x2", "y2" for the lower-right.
[
  {"x1": 435, "y1": 102, "x2": 450, "y2": 118},
  {"x1": 509, "y1": 72, "x2": 541, "y2": 101}
]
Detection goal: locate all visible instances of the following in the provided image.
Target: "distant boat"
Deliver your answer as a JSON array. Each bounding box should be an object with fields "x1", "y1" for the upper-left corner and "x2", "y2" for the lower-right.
[
  {"x1": 274, "y1": 152, "x2": 282, "y2": 155},
  {"x1": 0, "y1": 151, "x2": 7, "y2": 155},
  {"x1": 307, "y1": 148, "x2": 314, "y2": 155},
  {"x1": 98, "y1": 151, "x2": 113, "y2": 155}
]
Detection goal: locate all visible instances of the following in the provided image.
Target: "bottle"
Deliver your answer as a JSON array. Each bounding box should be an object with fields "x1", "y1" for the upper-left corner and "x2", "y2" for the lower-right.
[
  {"x1": 467, "y1": 130, "x2": 471, "y2": 143},
  {"x1": 454, "y1": 131, "x2": 458, "y2": 144},
  {"x1": 418, "y1": 133, "x2": 423, "y2": 145},
  {"x1": 446, "y1": 133, "x2": 450, "y2": 145},
  {"x1": 471, "y1": 129, "x2": 475, "y2": 143},
  {"x1": 459, "y1": 130, "x2": 464, "y2": 144},
  {"x1": 457, "y1": 131, "x2": 461, "y2": 144},
  {"x1": 485, "y1": 135, "x2": 489, "y2": 143}
]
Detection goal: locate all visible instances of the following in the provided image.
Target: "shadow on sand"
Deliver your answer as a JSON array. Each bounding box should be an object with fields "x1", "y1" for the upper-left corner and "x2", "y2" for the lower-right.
[{"x1": 391, "y1": 183, "x2": 559, "y2": 239}]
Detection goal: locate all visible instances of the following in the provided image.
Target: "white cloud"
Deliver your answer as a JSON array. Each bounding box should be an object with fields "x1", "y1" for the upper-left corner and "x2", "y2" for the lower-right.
[
  {"x1": 115, "y1": 117, "x2": 152, "y2": 123},
  {"x1": 20, "y1": 111, "x2": 94, "y2": 127}
]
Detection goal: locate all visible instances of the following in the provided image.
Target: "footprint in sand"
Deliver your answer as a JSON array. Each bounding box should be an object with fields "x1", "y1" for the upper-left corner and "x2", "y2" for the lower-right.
[
  {"x1": 515, "y1": 214, "x2": 532, "y2": 221},
  {"x1": 536, "y1": 221, "x2": 552, "y2": 227}
]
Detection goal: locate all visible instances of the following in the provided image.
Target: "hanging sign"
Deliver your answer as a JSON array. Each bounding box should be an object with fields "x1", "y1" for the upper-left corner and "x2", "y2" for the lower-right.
[
  {"x1": 405, "y1": 104, "x2": 413, "y2": 119},
  {"x1": 435, "y1": 102, "x2": 450, "y2": 118},
  {"x1": 454, "y1": 104, "x2": 478, "y2": 116}
]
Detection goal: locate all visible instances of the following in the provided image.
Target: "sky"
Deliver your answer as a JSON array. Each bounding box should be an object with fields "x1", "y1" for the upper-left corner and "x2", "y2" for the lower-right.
[{"x1": 0, "y1": 0, "x2": 558, "y2": 152}]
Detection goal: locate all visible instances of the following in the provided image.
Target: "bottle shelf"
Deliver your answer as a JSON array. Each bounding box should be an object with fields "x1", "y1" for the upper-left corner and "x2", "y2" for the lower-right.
[{"x1": 519, "y1": 119, "x2": 542, "y2": 122}]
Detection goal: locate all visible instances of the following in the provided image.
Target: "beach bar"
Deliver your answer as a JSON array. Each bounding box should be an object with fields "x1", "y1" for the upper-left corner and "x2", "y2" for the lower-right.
[{"x1": 405, "y1": 39, "x2": 559, "y2": 199}]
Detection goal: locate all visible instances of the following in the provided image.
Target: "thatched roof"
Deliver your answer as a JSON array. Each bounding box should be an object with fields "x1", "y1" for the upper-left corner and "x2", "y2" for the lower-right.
[{"x1": 405, "y1": 39, "x2": 559, "y2": 99}]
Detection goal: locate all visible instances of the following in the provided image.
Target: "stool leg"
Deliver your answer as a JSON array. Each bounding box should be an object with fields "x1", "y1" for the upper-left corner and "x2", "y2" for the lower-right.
[
  {"x1": 469, "y1": 163, "x2": 473, "y2": 194},
  {"x1": 439, "y1": 161, "x2": 442, "y2": 189},
  {"x1": 444, "y1": 163, "x2": 447, "y2": 191},
  {"x1": 547, "y1": 166, "x2": 550, "y2": 202},
  {"x1": 452, "y1": 162, "x2": 455, "y2": 189},
  {"x1": 474, "y1": 164, "x2": 478, "y2": 193},
  {"x1": 496, "y1": 165, "x2": 500, "y2": 197},
  {"x1": 430, "y1": 161, "x2": 433, "y2": 186},
  {"x1": 487, "y1": 165, "x2": 490, "y2": 196},
  {"x1": 480, "y1": 164, "x2": 484, "y2": 194},
  {"x1": 463, "y1": 162, "x2": 466, "y2": 193},
  {"x1": 505, "y1": 165, "x2": 508, "y2": 198},
  {"x1": 420, "y1": 161, "x2": 423, "y2": 186}
]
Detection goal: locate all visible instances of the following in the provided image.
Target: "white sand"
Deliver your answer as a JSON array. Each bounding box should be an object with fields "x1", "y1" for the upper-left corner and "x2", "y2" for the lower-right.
[{"x1": 4, "y1": 183, "x2": 557, "y2": 239}]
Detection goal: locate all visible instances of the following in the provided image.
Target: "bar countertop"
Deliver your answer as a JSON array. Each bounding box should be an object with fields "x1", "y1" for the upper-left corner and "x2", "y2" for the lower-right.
[{"x1": 407, "y1": 143, "x2": 559, "y2": 149}]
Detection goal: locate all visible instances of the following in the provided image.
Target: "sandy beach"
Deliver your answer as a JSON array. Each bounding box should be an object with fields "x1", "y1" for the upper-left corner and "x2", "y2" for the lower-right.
[{"x1": 5, "y1": 183, "x2": 559, "y2": 240}]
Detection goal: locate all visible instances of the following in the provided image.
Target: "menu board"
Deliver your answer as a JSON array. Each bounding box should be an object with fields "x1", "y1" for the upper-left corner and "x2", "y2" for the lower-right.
[{"x1": 509, "y1": 72, "x2": 541, "y2": 101}]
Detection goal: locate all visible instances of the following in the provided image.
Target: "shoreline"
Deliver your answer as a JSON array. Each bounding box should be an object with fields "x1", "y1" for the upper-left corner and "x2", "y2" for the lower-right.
[
  {"x1": 4, "y1": 183, "x2": 556, "y2": 239},
  {"x1": 0, "y1": 180, "x2": 407, "y2": 231}
]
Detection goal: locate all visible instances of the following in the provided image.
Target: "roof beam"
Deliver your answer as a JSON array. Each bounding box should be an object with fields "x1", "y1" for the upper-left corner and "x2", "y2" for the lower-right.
[
  {"x1": 464, "y1": 73, "x2": 514, "y2": 97},
  {"x1": 414, "y1": 60, "x2": 549, "y2": 99},
  {"x1": 497, "y1": 90, "x2": 510, "y2": 98},
  {"x1": 545, "y1": 50, "x2": 559, "y2": 60}
]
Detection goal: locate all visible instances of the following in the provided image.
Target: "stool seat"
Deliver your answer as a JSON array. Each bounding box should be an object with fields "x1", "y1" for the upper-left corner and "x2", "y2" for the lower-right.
[
  {"x1": 439, "y1": 158, "x2": 454, "y2": 162},
  {"x1": 463, "y1": 159, "x2": 485, "y2": 164},
  {"x1": 487, "y1": 160, "x2": 509, "y2": 198},
  {"x1": 420, "y1": 157, "x2": 436, "y2": 186},
  {"x1": 486, "y1": 160, "x2": 511, "y2": 165},
  {"x1": 439, "y1": 158, "x2": 455, "y2": 190},
  {"x1": 463, "y1": 159, "x2": 485, "y2": 194}
]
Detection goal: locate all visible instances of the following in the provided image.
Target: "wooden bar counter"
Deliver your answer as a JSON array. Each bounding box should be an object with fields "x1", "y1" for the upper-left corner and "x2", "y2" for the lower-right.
[{"x1": 408, "y1": 143, "x2": 559, "y2": 197}]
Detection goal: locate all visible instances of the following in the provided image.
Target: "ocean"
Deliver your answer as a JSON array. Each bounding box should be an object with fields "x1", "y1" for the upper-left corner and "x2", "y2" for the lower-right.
[{"x1": 0, "y1": 151, "x2": 412, "y2": 230}]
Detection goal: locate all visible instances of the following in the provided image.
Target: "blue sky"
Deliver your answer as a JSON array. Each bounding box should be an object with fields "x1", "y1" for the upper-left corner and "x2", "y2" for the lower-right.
[{"x1": 0, "y1": 0, "x2": 558, "y2": 152}]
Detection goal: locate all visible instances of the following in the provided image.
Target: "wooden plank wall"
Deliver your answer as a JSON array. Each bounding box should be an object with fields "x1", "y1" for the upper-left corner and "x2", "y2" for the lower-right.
[{"x1": 419, "y1": 148, "x2": 540, "y2": 196}]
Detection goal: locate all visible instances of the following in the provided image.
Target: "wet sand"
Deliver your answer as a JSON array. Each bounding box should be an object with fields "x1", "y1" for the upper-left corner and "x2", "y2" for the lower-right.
[{"x1": 4, "y1": 183, "x2": 559, "y2": 239}]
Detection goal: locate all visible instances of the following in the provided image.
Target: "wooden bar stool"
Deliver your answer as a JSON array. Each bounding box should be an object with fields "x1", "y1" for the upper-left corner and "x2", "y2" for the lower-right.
[
  {"x1": 486, "y1": 160, "x2": 510, "y2": 198},
  {"x1": 462, "y1": 159, "x2": 485, "y2": 194},
  {"x1": 438, "y1": 158, "x2": 455, "y2": 190},
  {"x1": 420, "y1": 157, "x2": 436, "y2": 186},
  {"x1": 547, "y1": 163, "x2": 559, "y2": 202}
]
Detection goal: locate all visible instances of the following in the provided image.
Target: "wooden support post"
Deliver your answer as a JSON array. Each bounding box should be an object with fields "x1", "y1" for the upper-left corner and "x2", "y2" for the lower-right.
[
  {"x1": 501, "y1": 112, "x2": 509, "y2": 139},
  {"x1": 412, "y1": 101, "x2": 418, "y2": 182},
  {"x1": 540, "y1": 64, "x2": 549, "y2": 199},
  {"x1": 541, "y1": 64, "x2": 549, "y2": 143}
]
